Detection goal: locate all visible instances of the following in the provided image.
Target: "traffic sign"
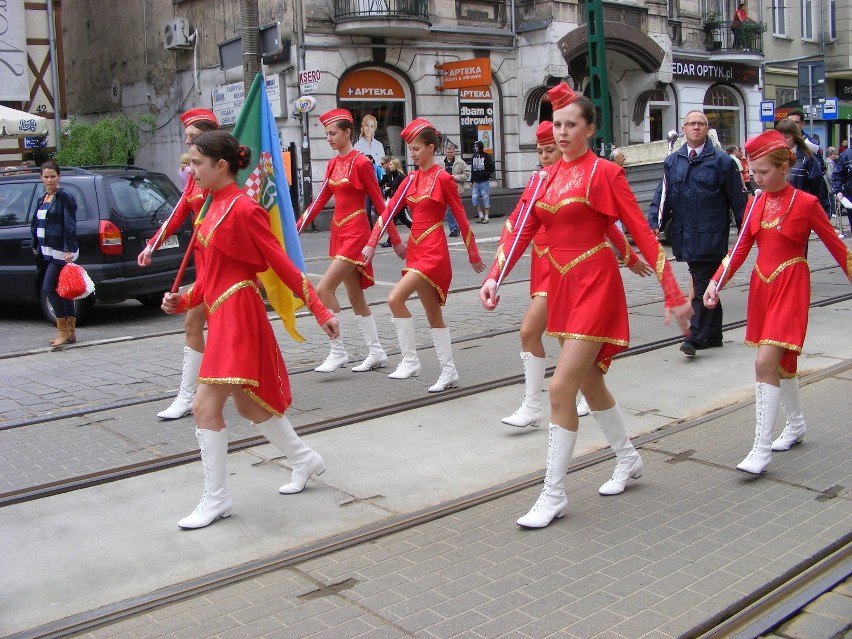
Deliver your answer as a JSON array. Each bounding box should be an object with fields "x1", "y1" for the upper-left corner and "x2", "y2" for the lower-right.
[
  {"x1": 760, "y1": 100, "x2": 775, "y2": 123},
  {"x1": 823, "y1": 97, "x2": 839, "y2": 120}
]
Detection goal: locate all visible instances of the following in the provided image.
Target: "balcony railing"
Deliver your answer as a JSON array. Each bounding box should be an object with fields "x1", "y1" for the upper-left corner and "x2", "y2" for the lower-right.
[
  {"x1": 703, "y1": 23, "x2": 764, "y2": 54},
  {"x1": 334, "y1": 0, "x2": 429, "y2": 21}
]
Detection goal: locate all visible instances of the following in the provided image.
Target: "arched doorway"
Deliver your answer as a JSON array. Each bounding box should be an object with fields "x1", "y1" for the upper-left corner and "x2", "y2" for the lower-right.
[{"x1": 704, "y1": 85, "x2": 742, "y2": 146}]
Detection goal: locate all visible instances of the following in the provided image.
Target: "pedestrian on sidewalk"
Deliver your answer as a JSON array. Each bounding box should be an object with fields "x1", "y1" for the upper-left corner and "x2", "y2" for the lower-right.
[
  {"x1": 776, "y1": 118, "x2": 831, "y2": 218},
  {"x1": 488, "y1": 121, "x2": 654, "y2": 428},
  {"x1": 470, "y1": 140, "x2": 494, "y2": 224},
  {"x1": 703, "y1": 130, "x2": 852, "y2": 475},
  {"x1": 364, "y1": 119, "x2": 485, "y2": 393},
  {"x1": 138, "y1": 109, "x2": 219, "y2": 420},
  {"x1": 162, "y1": 131, "x2": 338, "y2": 530},
  {"x1": 480, "y1": 83, "x2": 692, "y2": 529},
  {"x1": 443, "y1": 143, "x2": 469, "y2": 237},
  {"x1": 648, "y1": 110, "x2": 746, "y2": 358},
  {"x1": 31, "y1": 160, "x2": 79, "y2": 348},
  {"x1": 297, "y1": 109, "x2": 405, "y2": 374},
  {"x1": 379, "y1": 157, "x2": 410, "y2": 243}
]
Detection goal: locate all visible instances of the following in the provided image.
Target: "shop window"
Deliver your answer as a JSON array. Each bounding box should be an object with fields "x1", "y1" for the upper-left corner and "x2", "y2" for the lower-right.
[{"x1": 704, "y1": 86, "x2": 741, "y2": 146}]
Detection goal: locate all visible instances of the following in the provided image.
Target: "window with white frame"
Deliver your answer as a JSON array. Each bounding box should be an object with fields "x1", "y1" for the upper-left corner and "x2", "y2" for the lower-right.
[
  {"x1": 829, "y1": 0, "x2": 837, "y2": 40},
  {"x1": 801, "y1": 0, "x2": 815, "y2": 40},
  {"x1": 773, "y1": 0, "x2": 786, "y2": 36}
]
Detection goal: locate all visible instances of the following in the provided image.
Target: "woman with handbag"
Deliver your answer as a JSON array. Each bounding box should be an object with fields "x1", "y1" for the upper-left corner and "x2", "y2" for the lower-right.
[
  {"x1": 31, "y1": 160, "x2": 79, "y2": 348},
  {"x1": 162, "y1": 131, "x2": 338, "y2": 529}
]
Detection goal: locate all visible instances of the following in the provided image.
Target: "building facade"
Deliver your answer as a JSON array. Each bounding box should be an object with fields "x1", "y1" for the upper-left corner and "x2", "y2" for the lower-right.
[{"x1": 55, "y1": 0, "x2": 846, "y2": 201}]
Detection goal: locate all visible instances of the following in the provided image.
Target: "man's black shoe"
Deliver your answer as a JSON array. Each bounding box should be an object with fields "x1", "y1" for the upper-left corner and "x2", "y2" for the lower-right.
[
  {"x1": 449, "y1": 230, "x2": 460, "y2": 237},
  {"x1": 379, "y1": 240, "x2": 392, "y2": 248},
  {"x1": 694, "y1": 340, "x2": 723, "y2": 350},
  {"x1": 680, "y1": 341, "x2": 697, "y2": 357}
]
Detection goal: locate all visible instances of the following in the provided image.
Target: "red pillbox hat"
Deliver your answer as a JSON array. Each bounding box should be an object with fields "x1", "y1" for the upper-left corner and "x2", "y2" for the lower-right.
[
  {"x1": 547, "y1": 82, "x2": 578, "y2": 111},
  {"x1": 179, "y1": 109, "x2": 219, "y2": 128},
  {"x1": 401, "y1": 118, "x2": 435, "y2": 144},
  {"x1": 744, "y1": 130, "x2": 789, "y2": 161},
  {"x1": 318, "y1": 108, "x2": 354, "y2": 127},
  {"x1": 535, "y1": 121, "x2": 555, "y2": 146}
]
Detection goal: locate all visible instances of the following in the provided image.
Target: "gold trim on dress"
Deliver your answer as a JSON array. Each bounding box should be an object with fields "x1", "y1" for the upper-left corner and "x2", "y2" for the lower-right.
[
  {"x1": 244, "y1": 388, "x2": 284, "y2": 417},
  {"x1": 407, "y1": 194, "x2": 430, "y2": 204},
  {"x1": 533, "y1": 242, "x2": 549, "y2": 257},
  {"x1": 504, "y1": 220, "x2": 513, "y2": 233},
  {"x1": 754, "y1": 258, "x2": 806, "y2": 283},
  {"x1": 743, "y1": 338, "x2": 802, "y2": 352},
  {"x1": 332, "y1": 254, "x2": 370, "y2": 272},
  {"x1": 410, "y1": 223, "x2": 443, "y2": 245},
  {"x1": 197, "y1": 195, "x2": 244, "y2": 247},
  {"x1": 535, "y1": 196, "x2": 589, "y2": 215},
  {"x1": 403, "y1": 267, "x2": 446, "y2": 304},
  {"x1": 301, "y1": 274, "x2": 311, "y2": 304},
  {"x1": 207, "y1": 281, "x2": 261, "y2": 315},
  {"x1": 328, "y1": 178, "x2": 350, "y2": 186},
  {"x1": 333, "y1": 209, "x2": 366, "y2": 227},
  {"x1": 778, "y1": 366, "x2": 798, "y2": 380},
  {"x1": 531, "y1": 291, "x2": 547, "y2": 298},
  {"x1": 654, "y1": 246, "x2": 667, "y2": 280},
  {"x1": 547, "y1": 242, "x2": 609, "y2": 275},
  {"x1": 198, "y1": 376, "x2": 260, "y2": 387},
  {"x1": 845, "y1": 249, "x2": 852, "y2": 279},
  {"x1": 546, "y1": 331, "x2": 629, "y2": 347}
]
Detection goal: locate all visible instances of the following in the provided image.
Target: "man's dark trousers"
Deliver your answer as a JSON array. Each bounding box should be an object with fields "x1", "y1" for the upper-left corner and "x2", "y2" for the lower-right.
[{"x1": 687, "y1": 260, "x2": 723, "y2": 347}]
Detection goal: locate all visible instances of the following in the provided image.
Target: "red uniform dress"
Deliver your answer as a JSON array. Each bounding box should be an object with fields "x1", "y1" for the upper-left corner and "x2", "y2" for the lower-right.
[
  {"x1": 496, "y1": 151, "x2": 686, "y2": 371},
  {"x1": 177, "y1": 183, "x2": 332, "y2": 416},
  {"x1": 369, "y1": 163, "x2": 481, "y2": 304},
  {"x1": 298, "y1": 150, "x2": 400, "y2": 289},
  {"x1": 712, "y1": 184, "x2": 852, "y2": 374},
  {"x1": 489, "y1": 172, "x2": 640, "y2": 297}
]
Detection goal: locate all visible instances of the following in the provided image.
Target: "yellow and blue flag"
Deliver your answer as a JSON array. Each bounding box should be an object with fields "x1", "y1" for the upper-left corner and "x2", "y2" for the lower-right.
[{"x1": 233, "y1": 74, "x2": 306, "y2": 341}]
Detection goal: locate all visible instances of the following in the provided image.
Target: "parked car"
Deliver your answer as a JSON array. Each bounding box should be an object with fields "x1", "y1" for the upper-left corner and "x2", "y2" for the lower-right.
[{"x1": 0, "y1": 165, "x2": 196, "y2": 322}]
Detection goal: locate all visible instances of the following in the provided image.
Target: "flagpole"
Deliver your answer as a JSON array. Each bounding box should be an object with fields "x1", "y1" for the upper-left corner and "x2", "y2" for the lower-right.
[
  {"x1": 151, "y1": 192, "x2": 188, "y2": 250},
  {"x1": 716, "y1": 193, "x2": 760, "y2": 292},
  {"x1": 170, "y1": 228, "x2": 198, "y2": 294},
  {"x1": 495, "y1": 171, "x2": 547, "y2": 293}
]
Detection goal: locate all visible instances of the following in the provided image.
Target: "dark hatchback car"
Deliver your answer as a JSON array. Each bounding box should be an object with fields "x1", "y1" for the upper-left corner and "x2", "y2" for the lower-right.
[{"x1": 0, "y1": 166, "x2": 195, "y2": 322}]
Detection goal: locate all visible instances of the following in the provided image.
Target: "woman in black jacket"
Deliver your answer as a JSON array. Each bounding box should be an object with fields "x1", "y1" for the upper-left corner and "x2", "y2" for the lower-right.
[
  {"x1": 30, "y1": 161, "x2": 79, "y2": 347},
  {"x1": 380, "y1": 158, "x2": 411, "y2": 233}
]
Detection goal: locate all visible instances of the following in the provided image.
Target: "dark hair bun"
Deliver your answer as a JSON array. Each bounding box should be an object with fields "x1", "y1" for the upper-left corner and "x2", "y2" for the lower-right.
[{"x1": 237, "y1": 145, "x2": 252, "y2": 170}]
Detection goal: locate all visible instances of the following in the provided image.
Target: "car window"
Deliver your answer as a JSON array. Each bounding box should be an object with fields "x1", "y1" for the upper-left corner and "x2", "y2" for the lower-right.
[
  {"x1": 0, "y1": 182, "x2": 36, "y2": 227},
  {"x1": 106, "y1": 175, "x2": 180, "y2": 221},
  {"x1": 33, "y1": 183, "x2": 89, "y2": 222}
]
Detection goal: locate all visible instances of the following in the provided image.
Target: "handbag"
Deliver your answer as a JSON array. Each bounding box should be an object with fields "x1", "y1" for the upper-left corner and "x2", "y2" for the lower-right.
[{"x1": 57, "y1": 263, "x2": 96, "y2": 300}]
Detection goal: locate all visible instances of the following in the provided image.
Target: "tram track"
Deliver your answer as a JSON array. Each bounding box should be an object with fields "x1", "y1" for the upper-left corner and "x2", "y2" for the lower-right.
[
  {"x1": 2, "y1": 290, "x2": 852, "y2": 510},
  {"x1": 10, "y1": 357, "x2": 852, "y2": 639}
]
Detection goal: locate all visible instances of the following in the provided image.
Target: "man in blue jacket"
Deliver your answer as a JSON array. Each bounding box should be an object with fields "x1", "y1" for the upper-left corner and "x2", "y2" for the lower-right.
[
  {"x1": 648, "y1": 111, "x2": 746, "y2": 357},
  {"x1": 831, "y1": 143, "x2": 852, "y2": 231}
]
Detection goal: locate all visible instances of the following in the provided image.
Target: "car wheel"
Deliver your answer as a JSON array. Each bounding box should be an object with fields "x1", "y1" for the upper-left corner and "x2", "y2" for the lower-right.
[
  {"x1": 39, "y1": 290, "x2": 93, "y2": 325},
  {"x1": 136, "y1": 293, "x2": 165, "y2": 308}
]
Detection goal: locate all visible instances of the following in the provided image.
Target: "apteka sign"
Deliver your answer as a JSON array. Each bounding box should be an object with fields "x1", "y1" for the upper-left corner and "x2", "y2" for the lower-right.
[{"x1": 436, "y1": 58, "x2": 492, "y2": 91}]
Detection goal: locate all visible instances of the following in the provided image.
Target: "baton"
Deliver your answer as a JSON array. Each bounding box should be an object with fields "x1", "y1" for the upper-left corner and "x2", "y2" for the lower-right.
[
  {"x1": 170, "y1": 227, "x2": 198, "y2": 294},
  {"x1": 376, "y1": 174, "x2": 416, "y2": 240},
  {"x1": 495, "y1": 170, "x2": 547, "y2": 293},
  {"x1": 716, "y1": 193, "x2": 760, "y2": 292},
  {"x1": 151, "y1": 192, "x2": 188, "y2": 251},
  {"x1": 298, "y1": 177, "x2": 330, "y2": 234},
  {"x1": 657, "y1": 130, "x2": 680, "y2": 226}
]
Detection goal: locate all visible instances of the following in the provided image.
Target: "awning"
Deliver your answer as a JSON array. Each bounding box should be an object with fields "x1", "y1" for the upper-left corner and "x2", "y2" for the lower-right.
[{"x1": 0, "y1": 105, "x2": 48, "y2": 138}]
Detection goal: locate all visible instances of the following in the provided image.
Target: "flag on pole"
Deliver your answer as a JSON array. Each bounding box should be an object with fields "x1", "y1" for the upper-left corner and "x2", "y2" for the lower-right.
[{"x1": 233, "y1": 74, "x2": 306, "y2": 341}]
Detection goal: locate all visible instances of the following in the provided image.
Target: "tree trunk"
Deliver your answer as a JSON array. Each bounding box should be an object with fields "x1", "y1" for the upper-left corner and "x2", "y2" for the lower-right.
[{"x1": 241, "y1": 0, "x2": 261, "y2": 89}]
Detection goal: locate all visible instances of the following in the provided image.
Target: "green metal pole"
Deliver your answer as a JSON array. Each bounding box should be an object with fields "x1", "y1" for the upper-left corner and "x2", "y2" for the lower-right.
[{"x1": 585, "y1": 0, "x2": 612, "y2": 155}]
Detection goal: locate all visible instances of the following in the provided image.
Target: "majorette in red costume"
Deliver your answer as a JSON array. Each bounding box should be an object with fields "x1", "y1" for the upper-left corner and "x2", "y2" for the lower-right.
[
  {"x1": 494, "y1": 122, "x2": 686, "y2": 372},
  {"x1": 297, "y1": 108, "x2": 401, "y2": 290},
  {"x1": 712, "y1": 130, "x2": 852, "y2": 376},
  {"x1": 488, "y1": 121, "x2": 641, "y2": 299},
  {"x1": 176, "y1": 182, "x2": 332, "y2": 415},
  {"x1": 368, "y1": 119, "x2": 481, "y2": 304}
]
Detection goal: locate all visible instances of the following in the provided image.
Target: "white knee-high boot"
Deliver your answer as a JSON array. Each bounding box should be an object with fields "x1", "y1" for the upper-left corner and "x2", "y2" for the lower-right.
[
  {"x1": 314, "y1": 313, "x2": 349, "y2": 373},
  {"x1": 388, "y1": 317, "x2": 421, "y2": 379},
  {"x1": 576, "y1": 393, "x2": 590, "y2": 417},
  {"x1": 772, "y1": 378, "x2": 807, "y2": 451},
  {"x1": 593, "y1": 404, "x2": 643, "y2": 495},
  {"x1": 256, "y1": 415, "x2": 326, "y2": 494},
  {"x1": 502, "y1": 352, "x2": 545, "y2": 427},
  {"x1": 517, "y1": 424, "x2": 576, "y2": 528},
  {"x1": 158, "y1": 346, "x2": 203, "y2": 419},
  {"x1": 178, "y1": 428, "x2": 232, "y2": 529},
  {"x1": 428, "y1": 327, "x2": 459, "y2": 393},
  {"x1": 351, "y1": 314, "x2": 388, "y2": 372},
  {"x1": 737, "y1": 382, "x2": 782, "y2": 474}
]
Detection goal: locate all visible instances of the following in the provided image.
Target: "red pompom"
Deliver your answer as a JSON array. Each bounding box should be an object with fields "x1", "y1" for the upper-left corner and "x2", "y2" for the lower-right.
[{"x1": 57, "y1": 263, "x2": 96, "y2": 300}]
